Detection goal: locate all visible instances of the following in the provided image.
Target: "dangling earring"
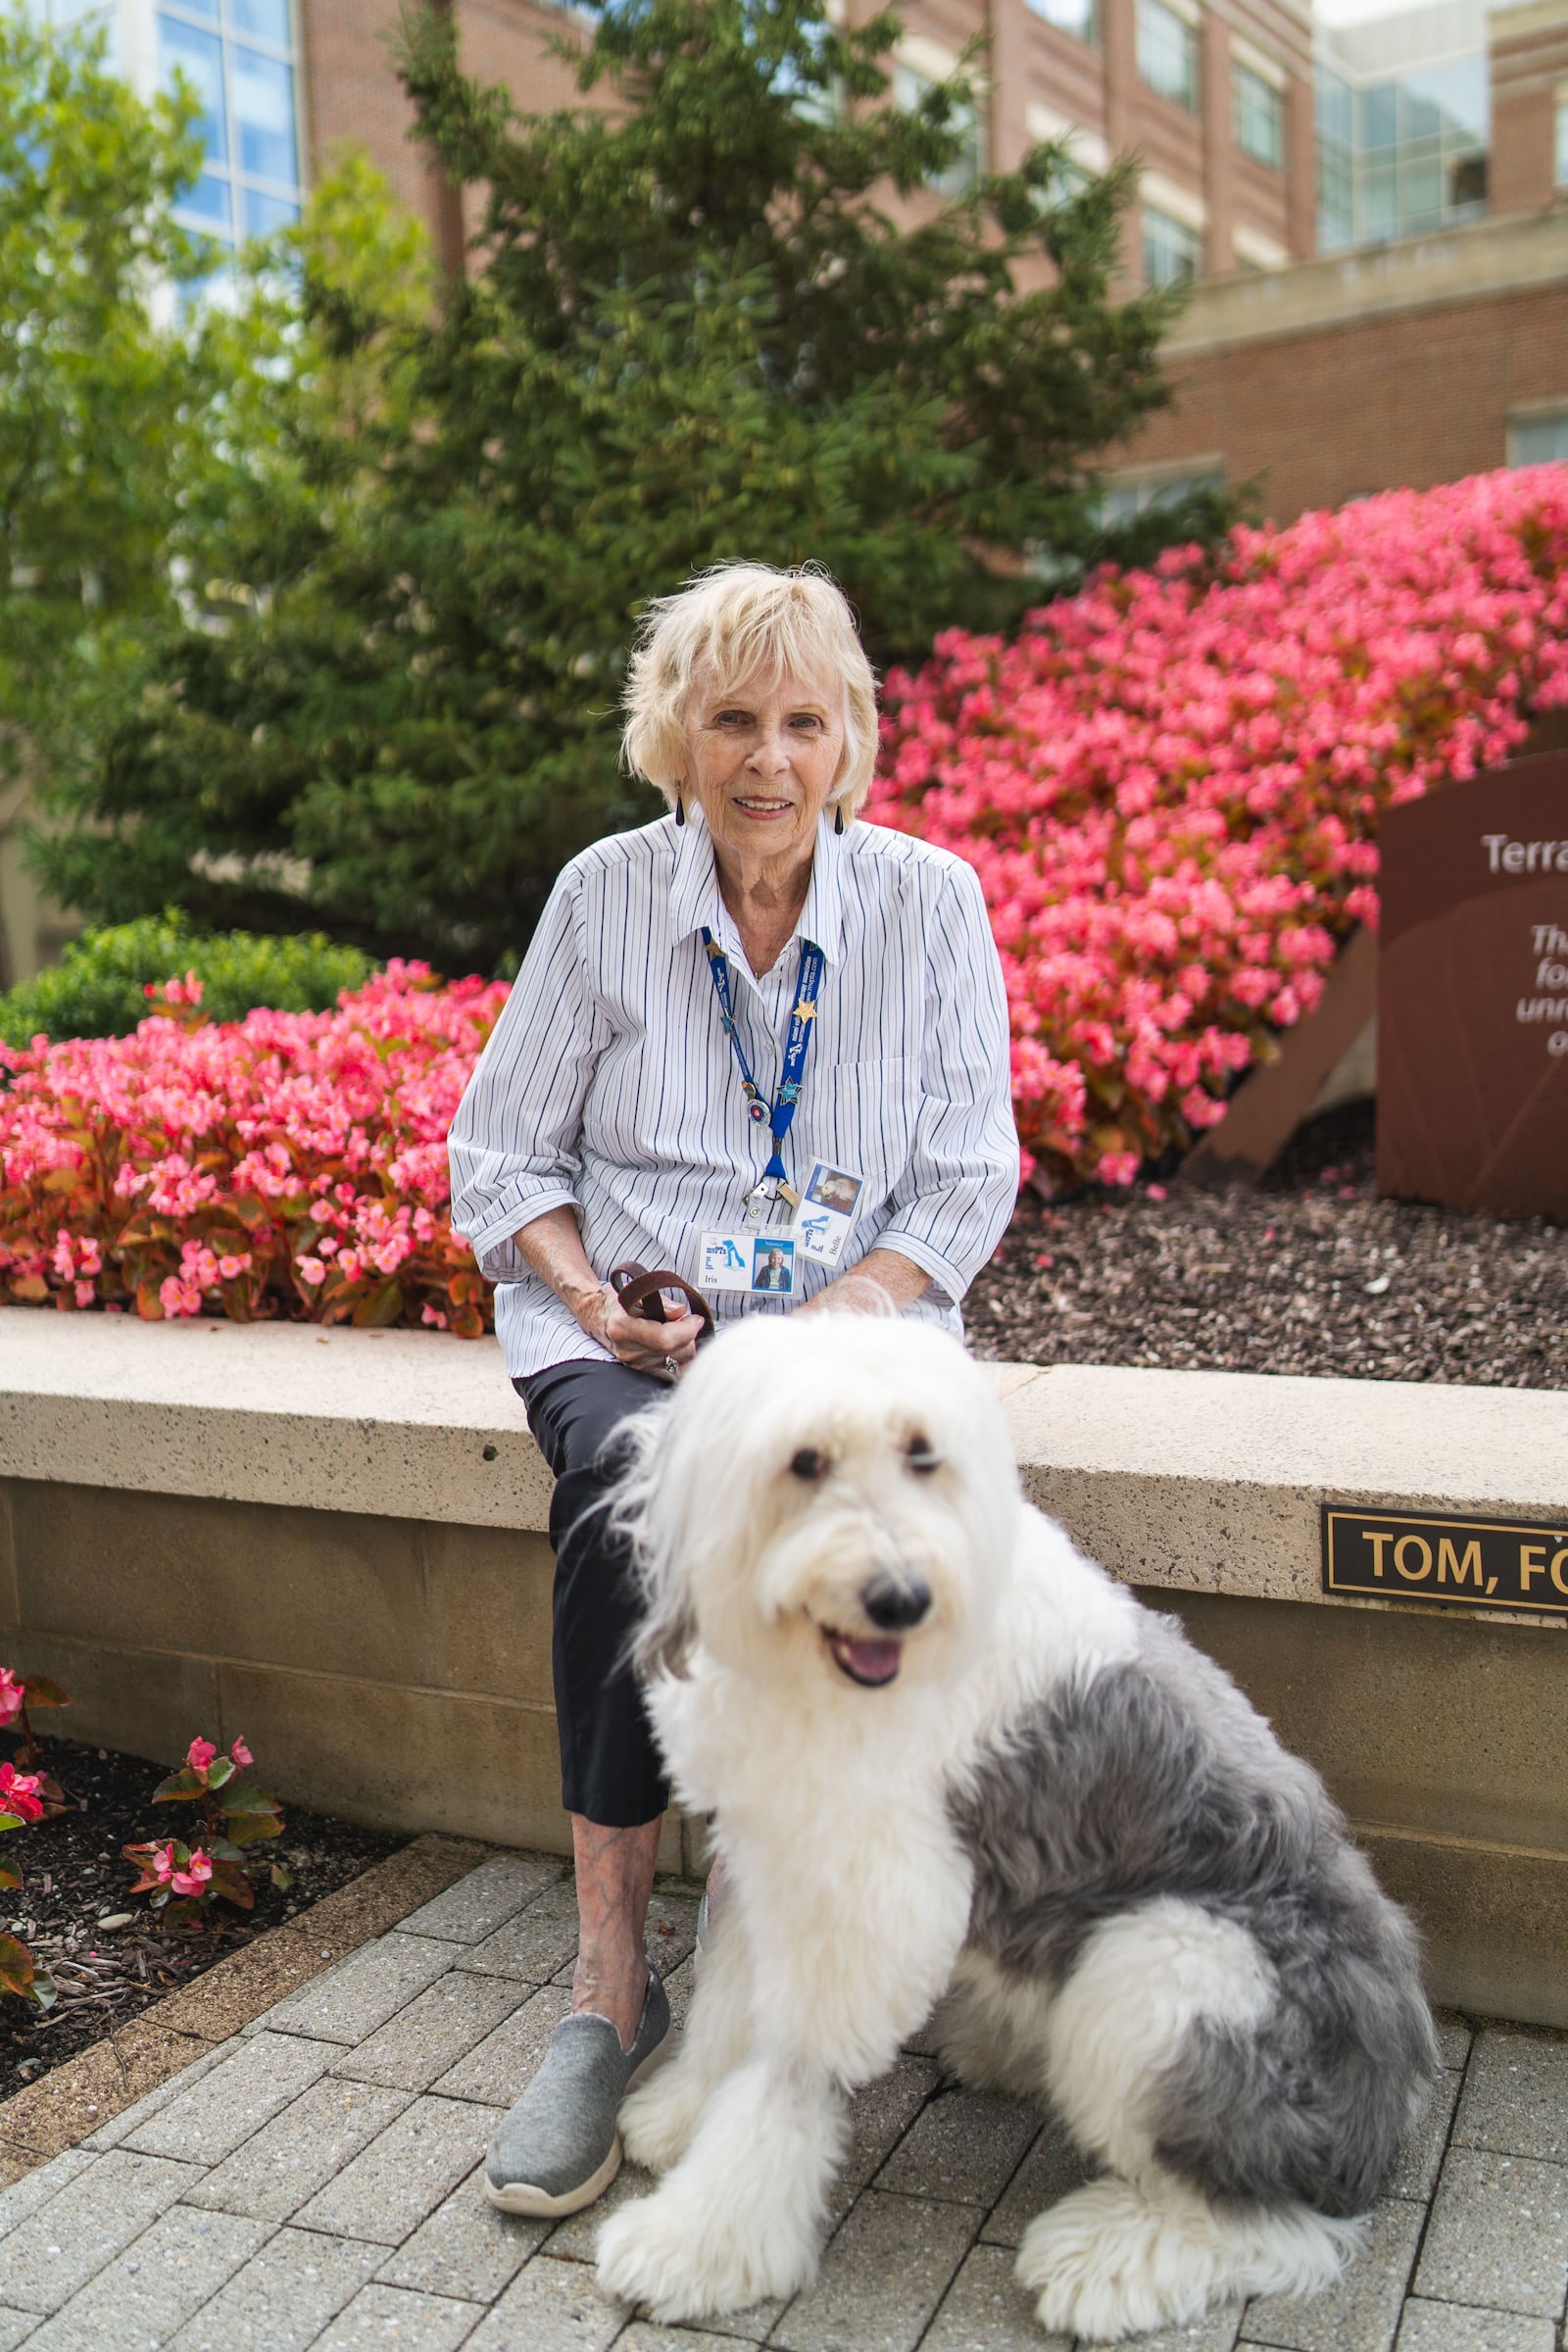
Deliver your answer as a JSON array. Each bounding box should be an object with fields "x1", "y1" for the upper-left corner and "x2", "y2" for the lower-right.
[
  {"x1": 675, "y1": 794, "x2": 685, "y2": 827},
  {"x1": 834, "y1": 803, "x2": 845, "y2": 836}
]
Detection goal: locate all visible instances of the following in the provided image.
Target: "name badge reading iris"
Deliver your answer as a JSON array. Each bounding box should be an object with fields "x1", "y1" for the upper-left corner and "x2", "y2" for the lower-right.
[
  {"x1": 700, "y1": 1230, "x2": 800, "y2": 1298},
  {"x1": 700, "y1": 1231, "x2": 752, "y2": 1291}
]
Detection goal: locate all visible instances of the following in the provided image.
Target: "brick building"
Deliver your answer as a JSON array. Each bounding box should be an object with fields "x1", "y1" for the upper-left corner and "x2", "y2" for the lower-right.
[
  {"x1": 33, "y1": 0, "x2": 1560, "y2": 523},
  {"x1": 1113, "y1": 0, "x2": 1568, "y2": 519},
  {"x1": 291, "y1": 0, "x2": 1321, "y2": 288}
]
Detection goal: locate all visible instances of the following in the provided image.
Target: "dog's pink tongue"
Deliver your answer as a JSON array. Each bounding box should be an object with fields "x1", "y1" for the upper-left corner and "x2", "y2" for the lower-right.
[{"x1": 842, "y1": 1639, "x2": 902, "y2": 1685}]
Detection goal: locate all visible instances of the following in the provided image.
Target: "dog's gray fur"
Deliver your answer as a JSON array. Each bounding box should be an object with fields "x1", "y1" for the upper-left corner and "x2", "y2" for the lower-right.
[{"x1": 950, "y1": 1607, "x2": 1438, "y2": 2218}]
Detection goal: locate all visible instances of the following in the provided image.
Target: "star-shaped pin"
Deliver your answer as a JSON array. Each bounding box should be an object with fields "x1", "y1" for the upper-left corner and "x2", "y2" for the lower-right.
[{"x1": 795, "y1": 999, "x2": 817, "y2": 1023}]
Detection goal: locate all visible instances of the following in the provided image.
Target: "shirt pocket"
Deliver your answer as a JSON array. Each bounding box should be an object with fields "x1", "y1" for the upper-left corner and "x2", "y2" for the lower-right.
[{"x1": 813, "y1": 1057, "x2": 920, "y2": 1217}]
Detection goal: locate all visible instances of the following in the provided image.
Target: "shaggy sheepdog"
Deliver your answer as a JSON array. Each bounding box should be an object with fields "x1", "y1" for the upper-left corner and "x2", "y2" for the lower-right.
[{"x1": 594, "y1": 1314, "x2": 1437, "y2": 2340}]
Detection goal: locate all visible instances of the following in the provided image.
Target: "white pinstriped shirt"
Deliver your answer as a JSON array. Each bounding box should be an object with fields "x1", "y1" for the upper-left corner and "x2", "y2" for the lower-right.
[{"x1": 448, "y1": 807, "x2": 1019, "y2": 1378}]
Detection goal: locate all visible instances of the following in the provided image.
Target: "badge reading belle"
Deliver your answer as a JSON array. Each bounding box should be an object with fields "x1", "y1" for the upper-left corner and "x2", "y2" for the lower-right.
[{"x1": 789, "y1": 1162, "x2": 864, "y2": 1268}]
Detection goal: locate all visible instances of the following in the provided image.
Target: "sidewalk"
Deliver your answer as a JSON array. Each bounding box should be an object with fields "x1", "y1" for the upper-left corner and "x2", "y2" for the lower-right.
[{"x1": 0, "y1": 1847, "x2": 1561, "y2": 2352}]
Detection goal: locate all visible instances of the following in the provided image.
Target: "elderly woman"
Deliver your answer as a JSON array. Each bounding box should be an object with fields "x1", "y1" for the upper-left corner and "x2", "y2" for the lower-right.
[{"x1": 448, "y1": 562, "x2": 1017, "y2": 2220}]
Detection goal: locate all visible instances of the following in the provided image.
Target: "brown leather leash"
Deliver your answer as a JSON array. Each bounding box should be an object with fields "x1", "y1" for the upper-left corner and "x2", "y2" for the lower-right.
[{"x1": 609, "y1": 1262, "x2": 715, "y2": 1340}]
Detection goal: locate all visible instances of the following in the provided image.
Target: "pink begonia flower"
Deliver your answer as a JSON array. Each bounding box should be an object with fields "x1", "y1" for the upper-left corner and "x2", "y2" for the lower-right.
[
  {"x1": 0, "y1": 1763, "x2": 44, "y2": 1821},
  {"x1": 0, "y1": 1670, "x2": 24, "y2": 1727},
  {"x1": 295, "y1": 1256, "x2": 326, "y2": 1286},
  {"x1": 421, "y1": 1304, "x2": 448, "y2": 1329},
  {"x1": 218, "y1": 1253, "x2": 251, "y2": 1281},
  {"x1": 867, "y1": 463, "x2": 1568, "y2": 1185},
  {"x1": 5, "y1": 470, "x2": 1568, "y2": 1234},
  {"x1": 186, "y1": 1737, "x2": 219, "y2": 1772},
  {"x1": 149, "y1": 1841, "x2": 177, "y2": 1884},
  {"x1": 171, "y1": 1848, "x2": 214, "y2": 1897},
  {"x1": 230, "y1": 1736, "x2": 254, "y2": 1768}
]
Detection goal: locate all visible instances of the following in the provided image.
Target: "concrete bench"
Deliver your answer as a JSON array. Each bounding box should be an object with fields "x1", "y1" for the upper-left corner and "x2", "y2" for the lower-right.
[{"x1": 1, "y1": 1316, "x2": 1563, "y2": 2024}]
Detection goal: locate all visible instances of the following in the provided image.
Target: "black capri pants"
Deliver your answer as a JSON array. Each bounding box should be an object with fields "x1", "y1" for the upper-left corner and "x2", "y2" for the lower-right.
[{"x1": 514, "y1": 1357, "x2": 670, "y2": 1829}]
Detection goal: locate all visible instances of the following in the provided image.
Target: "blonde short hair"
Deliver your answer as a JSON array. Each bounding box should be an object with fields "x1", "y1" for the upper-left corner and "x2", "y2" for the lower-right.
[{"x1": 622, "y1": 563, "x2": 880, "y2": 824}]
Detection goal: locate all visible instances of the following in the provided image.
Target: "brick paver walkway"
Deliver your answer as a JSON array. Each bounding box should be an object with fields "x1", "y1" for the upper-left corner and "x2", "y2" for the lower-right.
[{"x1": 0, "y1": 1849, "x2": 1563, "y2": 2352}]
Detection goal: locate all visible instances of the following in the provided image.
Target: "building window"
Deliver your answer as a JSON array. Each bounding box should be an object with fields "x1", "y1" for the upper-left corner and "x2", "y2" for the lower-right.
[
  {"x1": 1101, "y1": 465, "x2": 1224, "y2": 525},
  {"x1": 893, "y1": 64, "x2": 984, "y2": 198},
  {"x1": 158, "y1": 0, "x2": 303, "y2": 254},
  {"x1": 1555, "y1": 95, "x2": 1568, "y2": 187},
  {"x1": 1136, "y1": 0, "x2": 1198, "y2": 112},
  {"x1": 1315, "y1": 42, "x2": 1488, "y2": 254},
  {"x1": 1142, "y1": 205, "x2": 1202, "y2": 285},
  {"x1": 1025, "y1": 0, "x2": 1097, "y2": 43},
  {"x1": 1508, "y1": 413, "x2": 1568, "y2": 467},
  {"x1": 1233, "y1": 63, "x2": 1284, "y2": 169}
]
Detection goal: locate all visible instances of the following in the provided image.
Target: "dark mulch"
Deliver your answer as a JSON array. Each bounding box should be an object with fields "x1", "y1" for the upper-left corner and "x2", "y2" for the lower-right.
[
  {"x1": 1, "y1": 1735, "x2": 404, "y2": 2087},
  {"x1": 969, "y1": 1102, "x2": 1568, "y2": 1389}
]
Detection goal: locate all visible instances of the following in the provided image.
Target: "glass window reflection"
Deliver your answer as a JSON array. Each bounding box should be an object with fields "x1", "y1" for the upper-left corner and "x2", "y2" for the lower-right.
[
  {"x1": 1316, "y1": 36, "x2": 1490, "y2": 252},
  {"x1": 1360, "y1": 83, "x2": 1397, "y2": 150},
  {"x1": 1509, "y1": 415, "x2": 1568, "y2": 466},
  {"x1": 231, "y1": 47, "x2": 296, "y2": 183},
  {"x1": 1024, "y1": 0, "x2": 1097, "y2": 41},
  {"x1": 243, "y1": 186, "x2": 299, "y2": 236},
  {"x1": 159, "y1": 15, "x2": 227, "y2": 162},
  {"x1": 231, "y1": 0, "x2": 291, "y2": 42},
  {"x1": 181, "y1": 167, "x2": 231, "y2": 224}
]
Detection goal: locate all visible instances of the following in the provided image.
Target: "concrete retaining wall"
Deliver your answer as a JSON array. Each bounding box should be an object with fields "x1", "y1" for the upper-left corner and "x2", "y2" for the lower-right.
[{"x1": 2, "y1": 1317, "x2": 1564, "y2": 2020}]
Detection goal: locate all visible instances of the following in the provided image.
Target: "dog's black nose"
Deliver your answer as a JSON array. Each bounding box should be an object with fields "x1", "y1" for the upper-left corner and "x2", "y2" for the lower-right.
[{"x1": 861, "y1": 1578, "x2": 931, "y2": 1632}]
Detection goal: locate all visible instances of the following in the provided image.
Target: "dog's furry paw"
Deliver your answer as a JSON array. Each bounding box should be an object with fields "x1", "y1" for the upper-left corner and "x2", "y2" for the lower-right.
[
  {"x1": 596, "y1": 2184, "x2": 813, "y2": 2322},
  {"x1": 1016, "y1": 2179, "x2": 1357, "y2": 2343},
  {"x1": 1017, "y1": 2180, "x2": 1225, "y2": 2341},
  {"x1": 618, "y1": 2062, "x2": 709, "y2": 2175}
]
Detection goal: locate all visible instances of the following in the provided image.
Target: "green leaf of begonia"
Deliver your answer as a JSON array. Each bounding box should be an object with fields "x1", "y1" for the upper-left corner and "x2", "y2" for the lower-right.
[{"x1": 220, "y1": 1783, "x2": 281, "y2": 1816}]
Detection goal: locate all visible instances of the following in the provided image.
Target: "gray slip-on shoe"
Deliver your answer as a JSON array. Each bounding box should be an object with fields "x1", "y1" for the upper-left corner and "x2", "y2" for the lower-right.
[{"x1": 484, "y1": 1969, "x2": 672, "y2": 2219}]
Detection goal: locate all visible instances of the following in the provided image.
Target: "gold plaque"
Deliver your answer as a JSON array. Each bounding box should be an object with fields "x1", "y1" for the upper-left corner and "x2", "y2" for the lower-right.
[{"x1": 1321, "y1": 1505, "x2": 1568, "y2": 1617}]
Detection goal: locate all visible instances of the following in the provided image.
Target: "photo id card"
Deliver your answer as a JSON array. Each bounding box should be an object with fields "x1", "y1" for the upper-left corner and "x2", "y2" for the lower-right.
[
  {"x1": 789, "y1": 1161, "x2": 864, "y2": 1268},
  {"x1": 751, "y1": 1236, "x2": 797, "y2": 1296}
]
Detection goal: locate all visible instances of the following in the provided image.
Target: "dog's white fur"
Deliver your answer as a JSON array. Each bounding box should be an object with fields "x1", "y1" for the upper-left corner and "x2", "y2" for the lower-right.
[{"x1": 593, "y1": 1315, "x2": 1414, "y2": 2335}]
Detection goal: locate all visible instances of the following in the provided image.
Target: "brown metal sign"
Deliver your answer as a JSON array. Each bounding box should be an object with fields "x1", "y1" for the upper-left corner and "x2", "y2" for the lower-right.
[
  {"x1": 1322, "y1": 1504, "x2": 1568, "y2": 1616},
  {"x1": 1377, "y1": 748, "x2": 1568, "y2": 1219}
]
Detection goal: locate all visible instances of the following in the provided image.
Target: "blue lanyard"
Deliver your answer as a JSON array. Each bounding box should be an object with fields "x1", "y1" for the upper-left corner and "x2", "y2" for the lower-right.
[{"x1": 701, "y1": 928, "x2": 825, "y2": 1195}]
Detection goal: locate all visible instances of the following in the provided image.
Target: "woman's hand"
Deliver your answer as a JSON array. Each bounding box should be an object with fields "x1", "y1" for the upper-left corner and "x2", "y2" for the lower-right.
[
  {"x1": 797, "y1": 1246, "x2": 929, "y2": 1317},
  {"x1": 578, "y1": 1285, "x2": 705, "y2": 1377},
  {"x1": 511, "y1": 1206, "x2": 702, "y2": 1378}
]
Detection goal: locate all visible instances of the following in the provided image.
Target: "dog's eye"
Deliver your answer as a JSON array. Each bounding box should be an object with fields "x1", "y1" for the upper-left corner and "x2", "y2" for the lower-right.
[
  {"x1": 789, "y1": 1447, "x2": 828, "y2": 1482},
  {"x1": 906, "y1": 1435, "x2": 941, "y2": 1474}
]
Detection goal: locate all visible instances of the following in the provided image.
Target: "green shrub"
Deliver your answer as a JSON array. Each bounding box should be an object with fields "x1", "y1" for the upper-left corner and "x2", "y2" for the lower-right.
[{"x1": 0, "y1": 915, "x2": 375, "y2": 1048}]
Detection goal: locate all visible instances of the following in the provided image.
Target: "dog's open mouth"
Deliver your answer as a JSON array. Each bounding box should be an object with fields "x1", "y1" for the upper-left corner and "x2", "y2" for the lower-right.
[{"x1": 823, "y1": 1630, "x2": 904, "y2": 1687}]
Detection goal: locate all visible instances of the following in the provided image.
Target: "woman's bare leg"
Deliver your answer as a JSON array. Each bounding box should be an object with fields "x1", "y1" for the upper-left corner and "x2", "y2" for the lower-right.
[{"x1": 571, "y1": 1815, "x2": 663, "y2": 2051}]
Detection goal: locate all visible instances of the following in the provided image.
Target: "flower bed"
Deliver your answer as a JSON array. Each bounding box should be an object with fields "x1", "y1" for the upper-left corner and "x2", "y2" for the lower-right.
[
  {"x1": 866, "y1": 464, "x2": 1568, "y2": 1188},
  {"x1": 5, "y1": 466, "x2": 1568, "y2": 1323},
  {"x1": 0, "y1": 964, "x2": 507, "y2": 1331}
]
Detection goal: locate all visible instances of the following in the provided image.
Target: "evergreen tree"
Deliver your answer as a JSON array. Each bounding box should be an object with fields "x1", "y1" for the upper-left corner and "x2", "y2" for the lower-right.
[{"x1": 37, "y1": 0, "x2": 1223, "y2": 971}]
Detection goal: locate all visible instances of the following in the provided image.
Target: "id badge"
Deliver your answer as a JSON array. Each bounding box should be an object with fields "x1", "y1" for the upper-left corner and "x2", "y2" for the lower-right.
[
  {"x1": 789, "y1": 1161, "x2": 864, "y2": 1269},
  {"x1": 699, "y1": 1231, "x2": 754, "y2": 1292}
]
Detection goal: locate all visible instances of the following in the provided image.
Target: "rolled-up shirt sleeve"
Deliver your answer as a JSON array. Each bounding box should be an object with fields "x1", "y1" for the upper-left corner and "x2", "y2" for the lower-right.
[
  {"x1": 448, "y1": 870, "x2": 609, "y2": 1283},
  {"x1": 878, "y1": 859, "x2": 1020, "y2": 1303}
]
